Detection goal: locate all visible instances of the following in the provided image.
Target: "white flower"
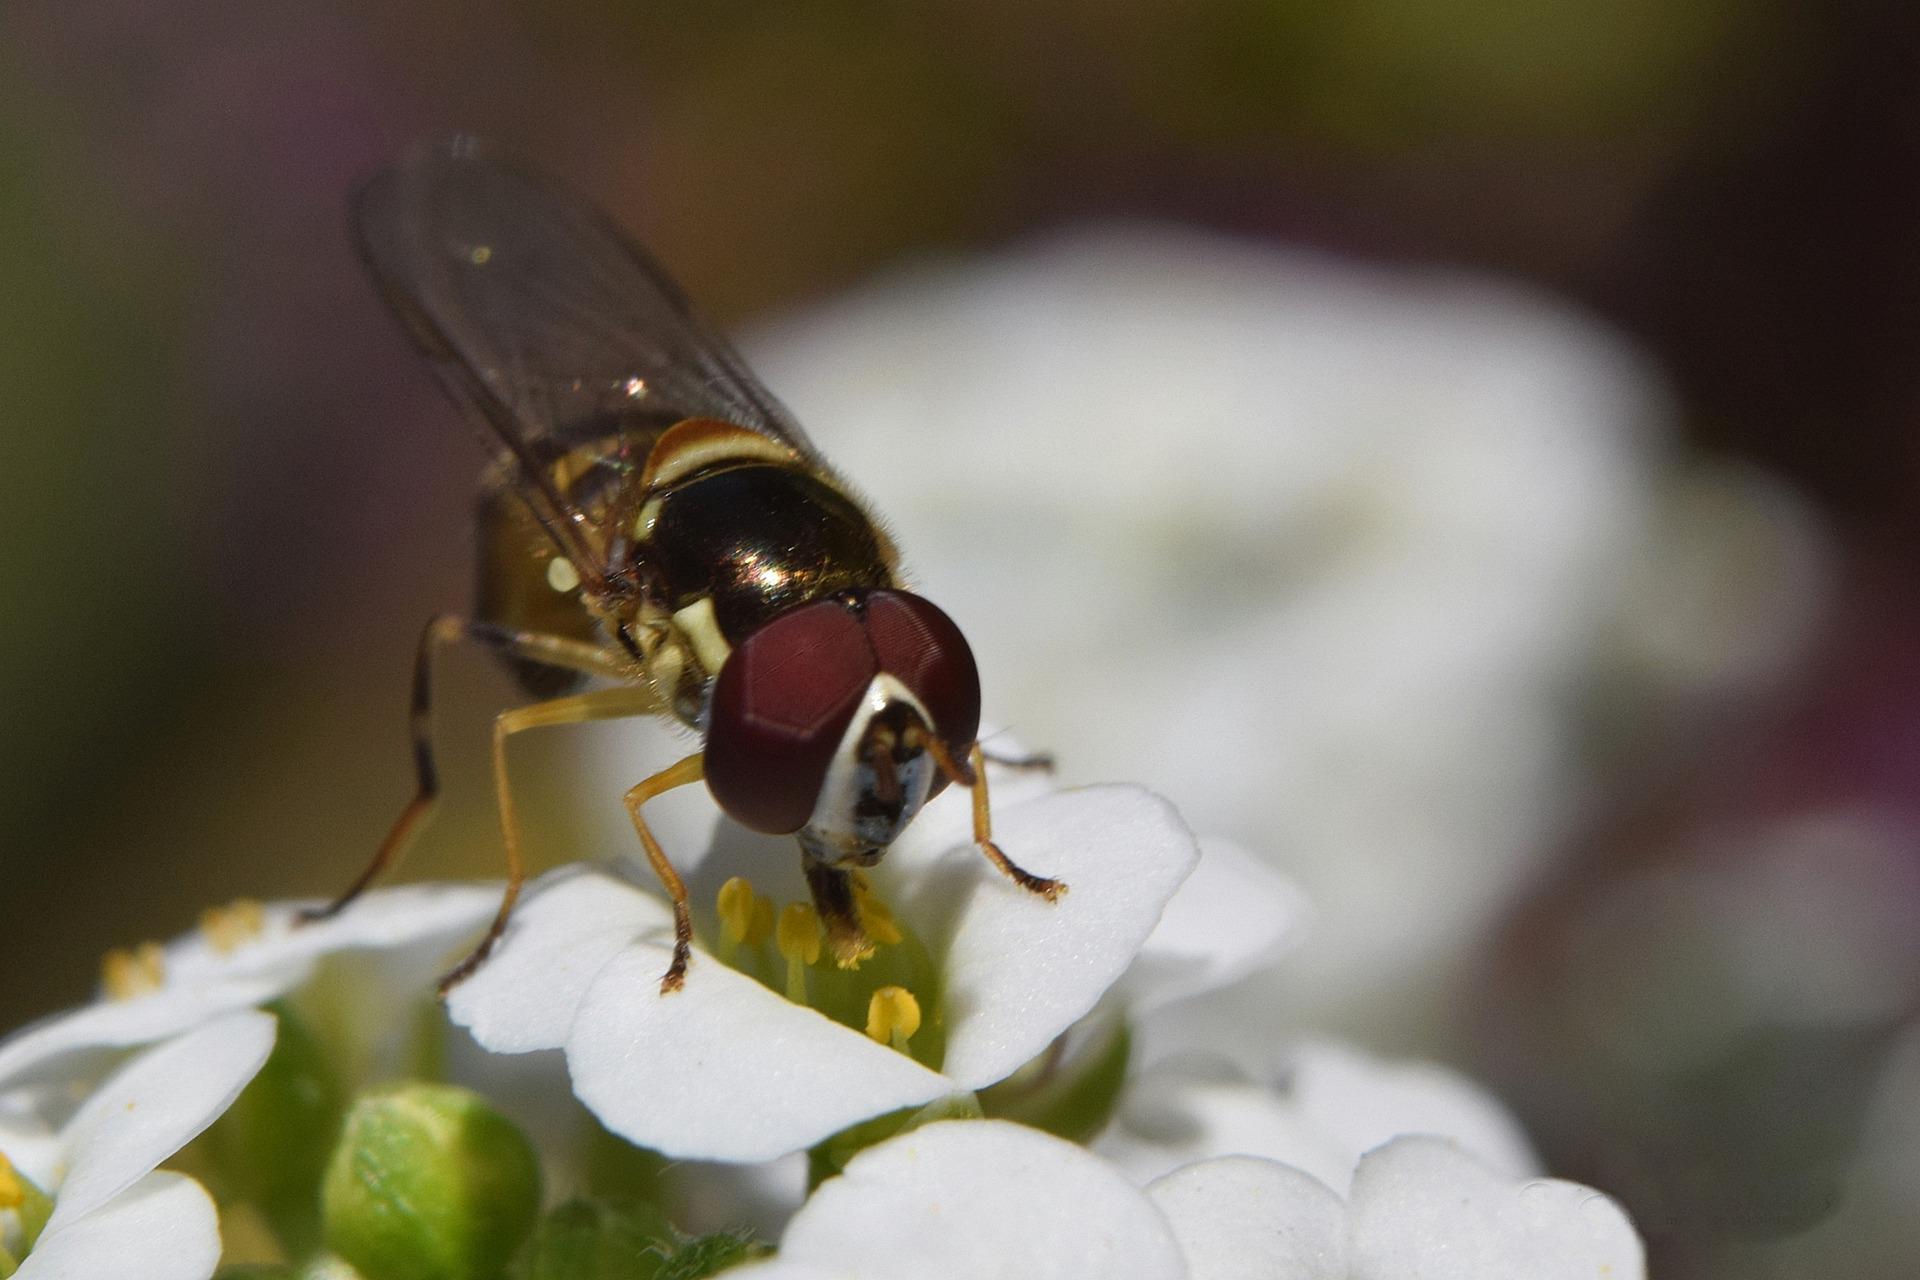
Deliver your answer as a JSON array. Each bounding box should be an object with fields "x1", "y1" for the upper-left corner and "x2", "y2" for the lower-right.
[
  {"x1": 724, "y1": 1118, "x2": 1643, "y2": 1280},
  {"x1": 447, "y1": 765, "x2": 1217, "y2": 1162},
  {"x1": 0, "y1": 884, "x2": 498, "y2": 1095},
  {"x1": 743, "y1": 226, "x2": 1826, "y2": 1044},
  {"x1": 1149, "y1": 1137, "x2": 1645, "y2": 1280},
  {"x1": 0, "y1": 1011, "x2": 276, "y2": 1280},
  {"x1": 1098, "y1": 1040, "x2": 1539, "y2": 1191},
  {"x1": 727, "y1": 1119, "x2": 1188, "y2": 1280}
]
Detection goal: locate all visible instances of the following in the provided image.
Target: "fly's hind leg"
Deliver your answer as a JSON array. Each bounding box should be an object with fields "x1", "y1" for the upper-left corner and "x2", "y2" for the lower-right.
[
  {"x1": 301, "y1": 614, "x2": 635, "y2": 930},
  {"x1": 436, "y1": 682, "x2": 666, "y2": 995},
  {"x1": 621, "y1": 754, "x2": 707, "y2": 993},
  {"x1": 919, "y1": 736, "x2": 1067, "y2": 901}
]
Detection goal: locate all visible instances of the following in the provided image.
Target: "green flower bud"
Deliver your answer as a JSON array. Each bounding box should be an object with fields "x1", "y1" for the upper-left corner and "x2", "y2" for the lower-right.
[{"x1": 321, "y1": 1083, "x2": 541, "y2": 1280}]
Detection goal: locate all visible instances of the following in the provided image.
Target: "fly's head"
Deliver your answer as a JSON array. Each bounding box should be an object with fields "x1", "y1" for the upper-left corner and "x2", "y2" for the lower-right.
[{"x1": 701, "y1": 588, "x2": 982, "y2": 868}]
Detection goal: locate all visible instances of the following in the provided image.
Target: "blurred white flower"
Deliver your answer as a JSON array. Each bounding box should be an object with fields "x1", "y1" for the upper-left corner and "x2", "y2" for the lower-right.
[
  {"x1": 1150, "y1": 1136, "x2": 1645, "y2": 1280},
  {"x1": 724, "y1": 1119, "x2": 1642, "y2": 1280},
  {"x1": 0, "y1": 1011, "x2": 275, "y2": 1280},
  {"x1": 0, "y1": 885, "x2": 496, "y2": 1096},
  {"x1": 448, "y1": 768, "x2": 1212, "y2": 1162},
  {"x1": 727, "y1": 1119, "x2": 1188, "y2": 1280},
  {"x1": 743, "y1": 225, "x2": 1827, "y2": 1045},
  {"x1": 1097, "y1": 1039, "x2": 1538, "y2": 1191}
]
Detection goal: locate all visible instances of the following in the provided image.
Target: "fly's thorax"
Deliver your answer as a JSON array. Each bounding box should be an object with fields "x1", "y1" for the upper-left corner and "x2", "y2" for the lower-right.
[
  {"x1": 638, "y1": 462, "x2": 894, "y2": 646},
  {"x1": 799, "y1": 675, "x2": 939, "y2": 865},
  {"x1": 622, "y1": 424, "x2": 896, "y2": 727}
]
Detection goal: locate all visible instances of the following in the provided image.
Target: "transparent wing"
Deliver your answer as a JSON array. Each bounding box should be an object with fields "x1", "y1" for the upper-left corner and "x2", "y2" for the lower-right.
[{"x1": 354, "y1": 135, "x2": 819, "y2": 572}]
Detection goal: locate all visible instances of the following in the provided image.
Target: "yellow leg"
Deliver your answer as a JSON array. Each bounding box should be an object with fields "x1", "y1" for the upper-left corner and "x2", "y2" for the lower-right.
[
  {"x1": 921, "y1": 737, "x2": 1066, "y2": 901},
  {"x1": 437, "y1": 684, "x2": 666, "y2": 994},
  {"x1": 303, "y1": 614, "x2": 641, "y2": 930},
  {"x1": 622, "y1": 754, "x2": 707, "y2": 993}
]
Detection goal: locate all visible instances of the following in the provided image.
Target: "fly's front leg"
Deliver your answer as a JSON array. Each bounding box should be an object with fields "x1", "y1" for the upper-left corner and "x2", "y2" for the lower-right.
[
  {"x1": 622, "y1": 754, "x2": 707, "y2": 994},
  {"x1": 301, "y1": 615, "x2": 635, "y2": 929},
  {"x1": 979, "y1": 743, "x2": 1056, "y2": 773},
  {"x1": 922, "y1": 736, "x2": 1066, "y2": 901},
  {"x1": 436, "y1": 683, "x2": 665, "y2": 994}
]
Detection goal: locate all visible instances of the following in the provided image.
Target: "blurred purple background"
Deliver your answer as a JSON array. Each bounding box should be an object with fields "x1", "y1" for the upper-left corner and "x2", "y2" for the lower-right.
[{"x1": 4, "y1": 2, "x2": 1919, "y2": 1275}]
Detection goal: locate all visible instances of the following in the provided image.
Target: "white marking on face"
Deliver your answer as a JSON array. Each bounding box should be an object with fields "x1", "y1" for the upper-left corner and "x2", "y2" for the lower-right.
[{"x1": 804, "y1": 674, "x2": 935, "y2": 861}]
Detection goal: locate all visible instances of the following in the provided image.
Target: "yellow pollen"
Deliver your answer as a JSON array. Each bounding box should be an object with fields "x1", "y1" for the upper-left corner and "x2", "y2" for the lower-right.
[
  {"x1": 199, "y1": 898, "x2": 266, "y2": 954},
  {"x1": 0, "y1": 1152, "x2": 23, "y2": 1211},
  {"x1": 100, "y1": 942, "x2": 166, "y2": 1000},
  {"x1": 865, "y1": 985, "x2": 922, "y2": 1050},
  {"x1": 847, "y1": 872, "x2": 905, "y2": 948},
  {"x1": 776, "y1": 903, "x2": 822, "y2": 967}
]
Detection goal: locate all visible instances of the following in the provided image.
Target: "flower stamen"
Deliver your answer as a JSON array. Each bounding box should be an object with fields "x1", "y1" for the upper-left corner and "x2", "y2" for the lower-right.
[
  {"x1": 776, "y1": 903, "x2": 823, "y2": 1004},
  {"x1": 100, "y1": 941, "x2": 166, "y2": 1000},
  {"x1": 716, "y1": 877, "x2": 774, "y2": 963},
  {"x1": 199, "y1": 898, "x2": 266, "y2": 954},
  {"x1": 864, "y1": 985, "x2": 922, "y2": 1054}
]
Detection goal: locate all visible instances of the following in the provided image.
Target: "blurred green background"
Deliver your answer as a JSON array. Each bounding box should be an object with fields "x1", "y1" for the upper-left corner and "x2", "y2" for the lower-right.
[{"x1": 4, "y1": 2, "x2": 1920, "y2": 1275}]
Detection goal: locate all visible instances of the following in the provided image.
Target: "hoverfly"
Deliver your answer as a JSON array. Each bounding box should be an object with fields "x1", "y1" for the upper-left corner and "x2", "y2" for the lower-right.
[{"x1": 304, "y1": 136, "x2": 1063, "y2": 995}]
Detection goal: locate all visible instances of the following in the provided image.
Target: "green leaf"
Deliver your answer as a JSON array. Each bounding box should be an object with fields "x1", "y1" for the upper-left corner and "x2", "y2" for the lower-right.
[
  {"x1": 652, "y1": 1232, "x2": 768, "y2": 1280},
  {"x1": 526, "y1": 1198, "x2": 673, "y2": 1280}
]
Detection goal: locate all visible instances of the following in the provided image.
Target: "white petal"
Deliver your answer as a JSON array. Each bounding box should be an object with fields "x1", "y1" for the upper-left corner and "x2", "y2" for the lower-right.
[
  {"x1": 0, "y1": 884, "x2": 496, "y2": 1095},
  {"x1": 926, "y1": 786, "x2": 1199, "y2": 1089},
  {"x1": 1126, "y1": 837, "x2": 1310, "y2": 1015},
  {"x1": 164, "y1": 882, "x2": 500, "y2": 984},
  {"x1": 1277, "y1": 1041, "x2": 1539, "y2": 1180},
  {"x1": 565, "y1": 943, "x2": 950, "y2": 1162},
  {"x1": 764, "y1": 1119, "x2": 1186, "y2": 1280},
  {"x1": 1148, "y1": 1156, "x2": 1349, "y2": 1280},
  {"x1": 0, "y1": 979, "x2": 283, "y2": 1095},
  {"x1": 16, "y1": 1172, "x2": 221, "y2": 1280},
  {"x1": 0, "y1": 1103, "x2": 62, "y2": 1188},
  {"x1": 45, "y1": 1010, "x2": 275, "y2": 1234},
  {"x1": 1097, "y1": 1062, "x2": 1356, "y2": 1190},
  {"x1": 1347, "y1": 1137, "x2": 1644, "y2": 1280},
  {"x1": 1098, "y1": 1045, "x2": 1539, "y2": 1194},
  {"x1": 446, "y1": 869, "x2": 673, "y2": 1053}
]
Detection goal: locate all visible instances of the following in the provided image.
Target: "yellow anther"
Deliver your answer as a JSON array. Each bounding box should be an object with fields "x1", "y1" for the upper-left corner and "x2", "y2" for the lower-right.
[
  {"x1": 100, "y1": 941, "x2": 166, "y2": 1001},
  {"x1": 776, "y1": 903, "x2": 823, "y2": 967},
  {"x1": 717, "y1": 877, "x2": 760, "y2": 946},
  {"x1": 865, "y1": 985, "x2": 922, "y2": 1051},
  {"x1": 0, "y1": 1152, "x2": 24, "y2": 1210},
  {"x1": 748, "y1": 898, "x2": 774, "y2": 947},
  {"x1": 199, "y1": 898, "x2": 266, "y2": 954}
]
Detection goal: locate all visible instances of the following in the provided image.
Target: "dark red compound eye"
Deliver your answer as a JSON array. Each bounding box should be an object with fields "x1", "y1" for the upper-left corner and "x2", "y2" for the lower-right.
[
  {"x1": 703, "y1": 589, "x2": 983, "y2": 833},
  {"x1": 704, "y1": 599, "x2": 879, "y2": 833},
  {"x1": 863, "y1": 590, "x2": 981, "y2": 770}
]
